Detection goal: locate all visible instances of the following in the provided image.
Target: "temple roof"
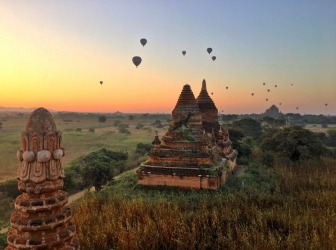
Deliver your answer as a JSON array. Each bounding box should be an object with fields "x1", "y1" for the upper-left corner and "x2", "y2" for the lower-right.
[
  {"x1": 172, "y1": 84, "x2": 201, "y2": 114},
  {"x1": 25, "y1": 107, "x2": 57, "y2": 132},
  {"x1": 196, "y1": 79, "x2": 217, "y2": 111}
]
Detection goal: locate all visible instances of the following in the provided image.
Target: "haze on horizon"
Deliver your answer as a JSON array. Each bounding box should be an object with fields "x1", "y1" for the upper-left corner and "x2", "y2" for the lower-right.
[{"x1": 1, "y1": 1, "x2": 335, "y2": 115}]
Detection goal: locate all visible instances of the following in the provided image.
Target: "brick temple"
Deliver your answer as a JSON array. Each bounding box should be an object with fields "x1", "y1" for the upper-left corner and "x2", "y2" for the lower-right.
[
  {"x1": 137, "y1": 80, "x2": 237, "y2": 190},
  {"x1": 6, "y1": 108, "x2": 79, "y2": 249}
]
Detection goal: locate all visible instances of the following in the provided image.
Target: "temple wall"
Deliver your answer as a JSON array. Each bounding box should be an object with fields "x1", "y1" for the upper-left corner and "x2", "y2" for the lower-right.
[
  {"x1": 148, "y1": 156, "x2": 212, "y2": 166},
  {"x1": 138, "y1": 173, "x2": 228, "y2": 190}
]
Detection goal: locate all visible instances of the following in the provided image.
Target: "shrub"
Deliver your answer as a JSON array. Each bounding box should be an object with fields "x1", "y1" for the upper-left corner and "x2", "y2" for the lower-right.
[
  {"x1": 135, "y1": 123, "x2": 144, "y2": 129},
  {"x1": 88, "y1": 128, "x2": 95, "y2": 133},
  {"x1": 260, "y1": 126, "x2": 327, "y2": 161},
  {"x1": 0, "y1": 179, "x2": 20, "y2": 199},
  {"x1": 135, "y1": 143, "x2": 152, "y2": 156},
  {"x1": 98, "y1": 116, "x2": 107, "y2": 123},
  {"x1": 0, "y1": 233, "x2": 6, "y2": 250},
  {"x1": 119, "y1": 127, "x2": 130, "y2": 134},
  {"x1": 261, "y1": 151, "x2": 275, "y2": 168},
  {"x1": 232, "y1": 118, "x2": 263, "y2": 139},
  {"x1": 327, "y1": 130, "x2": 336, "y2": 147}
]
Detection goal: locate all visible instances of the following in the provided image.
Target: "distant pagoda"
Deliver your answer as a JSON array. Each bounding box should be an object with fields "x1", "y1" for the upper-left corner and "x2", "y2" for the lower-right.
[
  {"x1": 264, "y1": 104, "x2": 283, "y2": 118},
  {"x1": 6, "y1": 108, "x2": 79, "y2": 249},
  {"x1": 137, "y1": 80, "x2": 237, "y2": 190}
]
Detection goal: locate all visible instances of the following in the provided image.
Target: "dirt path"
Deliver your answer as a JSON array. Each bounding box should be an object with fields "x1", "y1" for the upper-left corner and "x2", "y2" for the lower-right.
[{"x1": 68, "y1": 186, "x2": 95, "y2": 204}]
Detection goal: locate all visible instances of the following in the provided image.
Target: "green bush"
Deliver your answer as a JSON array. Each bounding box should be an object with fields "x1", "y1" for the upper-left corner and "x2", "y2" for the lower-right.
[
  {"x1": 72, "y1": 148, "x2": 128, "y2": 191},
  {"x1": 327, "y1": 130, "x2": 336, "y2": 147},
  {"x1": 0, "y1": 233, "x2": 7, "y2": 250},
  {"x1": 135, "y1": 123, "x2": 144, "y2": 129},
  {"x1": 0, "y1": 179, "x2": 19, "y2": 199},
  {"x1": 135, "y1": 143, "x2": 152, "y2": 156},
  {"x1": 261, "y1": 151, "x2": 275, "y2": 168},
  {"x1": 260, "y1": 126, "x2": 327, "y2": 161},
  {"x1": 98, "y1": 116, "x2": 107, "y2": 123}
]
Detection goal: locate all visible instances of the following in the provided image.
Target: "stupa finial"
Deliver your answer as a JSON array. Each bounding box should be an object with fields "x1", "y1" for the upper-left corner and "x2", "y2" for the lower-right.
[{"x1": 202, "y1": 79, "x2": 206, "y2": 91}]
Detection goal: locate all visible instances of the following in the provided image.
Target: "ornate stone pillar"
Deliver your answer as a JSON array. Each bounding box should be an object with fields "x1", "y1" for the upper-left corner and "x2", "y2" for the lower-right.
[{"x1": 6, "y1": 108, "x2": 79, "y2": 249}]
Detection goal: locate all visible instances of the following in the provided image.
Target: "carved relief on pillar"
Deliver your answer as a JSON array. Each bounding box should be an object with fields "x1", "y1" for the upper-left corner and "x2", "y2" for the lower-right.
[{"x1": 6, "y1": 107, "x2": 79, "y2": 250}]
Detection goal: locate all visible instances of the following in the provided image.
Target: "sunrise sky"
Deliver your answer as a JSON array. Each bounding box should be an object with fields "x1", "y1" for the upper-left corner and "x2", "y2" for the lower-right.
[{"x1": 1, "y1": 1, "x2": 335, "y2": 114}]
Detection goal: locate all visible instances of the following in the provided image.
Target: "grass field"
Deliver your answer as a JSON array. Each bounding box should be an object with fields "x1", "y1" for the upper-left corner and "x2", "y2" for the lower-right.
[
  {"x1": 0, "y1": 112, "x2": 170, "y2": 182},
  {"x1": 1, "y1": 112, "x2": 335, "y2": 182},
  {"x1": 72, "y1": 157, "x2": 336, "y2": 249}
]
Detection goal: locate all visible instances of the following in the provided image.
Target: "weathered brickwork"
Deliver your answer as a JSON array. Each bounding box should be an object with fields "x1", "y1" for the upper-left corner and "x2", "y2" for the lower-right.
[
  {"x1": 137, "y1": 81, "x2": 238, "y2": 190},
  {"x1": 6, "y1": 108, "x2": 79, "y2": 250}
]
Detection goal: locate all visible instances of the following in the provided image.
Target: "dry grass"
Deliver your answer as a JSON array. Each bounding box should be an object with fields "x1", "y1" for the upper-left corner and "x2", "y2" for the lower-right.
[{"x1": 73, "y1": 157, "x2": 336, "y2": 249}]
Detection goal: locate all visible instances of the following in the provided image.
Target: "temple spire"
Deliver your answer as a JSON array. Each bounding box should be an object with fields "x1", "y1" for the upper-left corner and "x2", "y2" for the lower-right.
[{"x1": 202, "y1": 79, "x2": 206, "y2": 91}]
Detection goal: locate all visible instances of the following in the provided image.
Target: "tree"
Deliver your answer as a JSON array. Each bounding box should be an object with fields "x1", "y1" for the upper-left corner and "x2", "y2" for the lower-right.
[
  {"x1": 221, "y1": 114, "x2": 238, "y2": 122},
  {"x1": 260, "y1": 126, "x2": 327, "y2": 161},
  {"x1": 227, "y1": 128, "x2": 251, "y2": 162},
  {"x1": 0, "y1": 179, "x2": 20, "y2": 199},
  {"x1": 261, "y1": 151, "x2": 275, "y2": 168},
  {"x1": 98, "y1": 116, "x2": 107, "y2": 123},
  {"x1": 135, "y1": 143, "x2": 152, "y2": 156},
  {"x1": 327, "y1": 130, "x2": 336, "y2": 147},
  {"x1": 232, "y1": 118, "x2": 263, "y2": 139},
  {"x1": 77, "y1": 148, "x2": 128, "y2": 191}
]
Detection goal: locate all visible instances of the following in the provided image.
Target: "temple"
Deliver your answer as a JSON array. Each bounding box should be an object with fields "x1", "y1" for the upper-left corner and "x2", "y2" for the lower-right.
[
  {"x1": 6, "y1": 108, "x2": 79, "y2": 249},
  {"x1": 137, "y1": 80, "x2": 237, "y2": 190}
]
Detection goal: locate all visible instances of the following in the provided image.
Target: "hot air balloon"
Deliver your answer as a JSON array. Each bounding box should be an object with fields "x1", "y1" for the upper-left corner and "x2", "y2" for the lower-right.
[
  {"x1": 325, "y1": 103, "x2": 328, "y2": 106},
  {"x1": 212, "y1": 56, "x2": 216, "y2": 61},
  {"x1": 279, "y1": 102, "x2": 282, "y2": 106},
  {"x1": 263, "y1": 82, "x2": 266, "y2": 85},
  {"x1": 211, "y1": 92, "x2": 213, "y2": 95},
  {"x1": 132, "y1": 56, "x2": 142, "y2": 68},
  {"x1": 100, "y1": 81, "x2": 103, "y2": 85},
  {"x1": 267, "y1": 89, "x2": 270, "y2": 92},
  {"x1": 275, "y1": 85, "x2": 277, "y2": 88},
  {"x1": 182, "y1": 50, "x2": 186, "y2": 55},
  {"x1": 291, "y1": 83, "x2": 294, "y2": 86},
  {"x1": 207, "y1": 48, "x2": 212, "y2": 54},
  {"x1": 251, "y1": 93, "x2": 254, "y2": 96},
  {"x1": 226, "y1": 86, "x2": 228, "y2": 89},
  {"x1": 296, "y1": 107, "x2": 299, "y2": 110},
  {"x1": 140, "y1": 38, "x2": 147, "y2": 47},
  {"x1": 266, "y1": 98, "x2": 268, "y2": 101}
]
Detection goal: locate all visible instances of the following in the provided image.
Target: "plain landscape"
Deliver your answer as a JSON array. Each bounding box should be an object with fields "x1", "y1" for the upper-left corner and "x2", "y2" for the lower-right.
[
  {"x1": 1, "y1": 1, "x2": 336, "y2": 249},
  {"x1": 1, "y1": 110, "x2": 336, "y2": 249}
]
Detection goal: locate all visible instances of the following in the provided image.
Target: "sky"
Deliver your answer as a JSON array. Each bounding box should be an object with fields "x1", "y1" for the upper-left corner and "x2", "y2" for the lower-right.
[{"x1": 1, "y1": 1, "x2": 335, "y2": 114}]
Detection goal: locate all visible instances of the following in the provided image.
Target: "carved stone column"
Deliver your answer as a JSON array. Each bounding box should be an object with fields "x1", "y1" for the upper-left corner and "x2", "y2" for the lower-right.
[{"x1": 6, "y1": 108, "x2": 79, "y2": 249}]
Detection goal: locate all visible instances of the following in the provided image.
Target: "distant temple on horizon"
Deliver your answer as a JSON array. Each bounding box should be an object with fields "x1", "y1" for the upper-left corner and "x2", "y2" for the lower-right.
[
  {"x1": 137, "y1": 80, "x2": 237, "y2": 190},
  {"x1": 264, "y1": 104, "x2": 283, "y2": 118}
]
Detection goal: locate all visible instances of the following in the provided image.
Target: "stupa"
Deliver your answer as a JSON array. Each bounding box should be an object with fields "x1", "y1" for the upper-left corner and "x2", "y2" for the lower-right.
[
  {"x1": 6, "y1": 108, "x2": 79, "y2": 249},
  {"x1": 196, "y1": 79, "x2": 220, "y2": 135},
  {"x1": 137, "y1": 80, "x2": 237, "y2": 190}
]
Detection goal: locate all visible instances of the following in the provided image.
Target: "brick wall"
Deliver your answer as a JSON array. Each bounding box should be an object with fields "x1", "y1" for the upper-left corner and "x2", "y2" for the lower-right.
[{"x1": 138, "y1": 173, "x2": 225, "y2": 190}]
